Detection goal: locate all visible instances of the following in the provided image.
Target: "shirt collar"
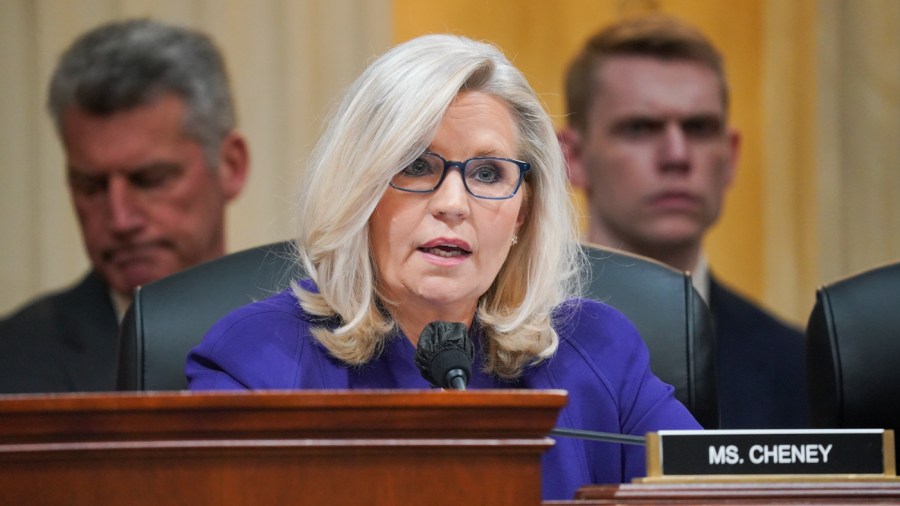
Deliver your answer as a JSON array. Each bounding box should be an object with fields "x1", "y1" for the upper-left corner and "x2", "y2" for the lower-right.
[
  {"x1": 691, "y1": 254, "x2": 710, "y2": 304},
  {"x1": 109, "y1": 288, "x2": 130, "y2": 322}
]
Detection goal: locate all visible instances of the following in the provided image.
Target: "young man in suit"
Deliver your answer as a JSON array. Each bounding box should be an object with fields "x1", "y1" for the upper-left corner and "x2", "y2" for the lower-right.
[
  {"x1": 0, "y1": 19, "x2": 249, "y2": 393},
  {"x1": 559, "y1": 15, "x2": 807, "y2": 428}
]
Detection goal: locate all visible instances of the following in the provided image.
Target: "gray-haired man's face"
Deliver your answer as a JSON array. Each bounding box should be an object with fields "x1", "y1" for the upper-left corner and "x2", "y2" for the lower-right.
[{"x1": 62, "y1": 93, "x2": 247, "y2": 297}]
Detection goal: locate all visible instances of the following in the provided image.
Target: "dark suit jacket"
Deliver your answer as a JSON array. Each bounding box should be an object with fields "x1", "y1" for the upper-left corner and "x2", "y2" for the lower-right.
[
  {"x1": 709, "y1": 274, "x2": 808, "y2": 428},
  {"x1": 0, "y1": 272, "x2": 119, "y2": 393}
]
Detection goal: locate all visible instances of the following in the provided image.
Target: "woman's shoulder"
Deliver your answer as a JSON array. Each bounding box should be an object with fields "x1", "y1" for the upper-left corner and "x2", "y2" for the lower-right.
[
  {"x1": 200, "y1": 285, "x2": 334, "y2": 347},
  {"x1": 216, "y1": 288, "x2": 304, "y2": 323},
  {"x1": 188, "y1": 285, "x2": 339, "y2": 389},
  {"x1": 552, "y1": 297, "x2": 640, "y2": 343},
  {"x1": 548, "y1": 297, "x2": 650, "y2": 377},
  {"x1": 540, "y1": 300, "x2": 701, "y2": 444}
]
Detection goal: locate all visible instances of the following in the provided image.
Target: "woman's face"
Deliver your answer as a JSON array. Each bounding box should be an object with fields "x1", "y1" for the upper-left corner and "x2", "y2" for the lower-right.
[{"x1": 369, "y1": 91, "x2": 527, "y2": 332}]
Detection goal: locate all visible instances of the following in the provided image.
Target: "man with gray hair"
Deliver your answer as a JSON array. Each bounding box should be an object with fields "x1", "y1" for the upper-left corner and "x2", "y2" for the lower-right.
[{"x1": 0, "y1": 19, "x2": 249, "y2": 392}]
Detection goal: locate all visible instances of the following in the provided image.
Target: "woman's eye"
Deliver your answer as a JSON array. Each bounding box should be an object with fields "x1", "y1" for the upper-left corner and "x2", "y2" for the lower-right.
[
  {"x1": 470, "y1": 164, "x2": 501, "y2": 183},
  {"x1": 402, "y1": 159, "x2": 432, "y2": 177}
]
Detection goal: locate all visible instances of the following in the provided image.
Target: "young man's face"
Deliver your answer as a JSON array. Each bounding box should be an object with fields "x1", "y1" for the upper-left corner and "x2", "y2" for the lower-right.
[
  {"x1": 62, "y1": 94, "x2": 247, "y2": 297},
  {"x1": 563, "y1": 56, "x2": 739, "y2": 260}
]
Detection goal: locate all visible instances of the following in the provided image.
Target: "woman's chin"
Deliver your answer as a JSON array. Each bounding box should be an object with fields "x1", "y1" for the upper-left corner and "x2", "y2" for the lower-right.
[{"x1": 408, "y1": 285, "x2": 481, "y2": 313}]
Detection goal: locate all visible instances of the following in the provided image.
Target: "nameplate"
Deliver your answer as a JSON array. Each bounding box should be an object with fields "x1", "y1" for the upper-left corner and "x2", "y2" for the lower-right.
[{"x1": 644, "y1": 429, "x2": 895, "y2": 481}]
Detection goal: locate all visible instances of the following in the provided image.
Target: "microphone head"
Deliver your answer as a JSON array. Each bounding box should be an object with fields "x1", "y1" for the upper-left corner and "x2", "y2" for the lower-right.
[{"x1": 414, "y1": 321, "x2": 473, "y2": 390}]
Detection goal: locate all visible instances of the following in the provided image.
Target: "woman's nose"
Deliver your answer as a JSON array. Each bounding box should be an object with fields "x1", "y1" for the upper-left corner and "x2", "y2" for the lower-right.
[{"x1": 428, "y1": 169, "x2": 471, "y2": 221}]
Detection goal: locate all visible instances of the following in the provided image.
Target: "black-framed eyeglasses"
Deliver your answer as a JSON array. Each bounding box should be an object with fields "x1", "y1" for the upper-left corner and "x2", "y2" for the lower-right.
[{"x1": 390, "y1": 152, "x2": 531, "y2": 200}]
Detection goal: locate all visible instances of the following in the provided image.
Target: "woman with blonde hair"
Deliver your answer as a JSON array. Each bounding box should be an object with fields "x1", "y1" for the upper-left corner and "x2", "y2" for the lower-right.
[{"x1": 187, "y1": 34, "x2": 699, "y2": 500}]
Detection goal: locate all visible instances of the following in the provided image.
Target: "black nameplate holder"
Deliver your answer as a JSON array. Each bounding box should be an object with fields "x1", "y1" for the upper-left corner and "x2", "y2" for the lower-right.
[{"x1": 642, "y1": 429, "x2": 897, "y2": 483}]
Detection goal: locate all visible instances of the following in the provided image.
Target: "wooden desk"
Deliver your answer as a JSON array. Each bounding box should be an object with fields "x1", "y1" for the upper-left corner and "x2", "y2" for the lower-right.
[
  {"x1": 548, "y1": 481, "x2": 900, "y2": 505},
  {"x1": 0, "y1": 390, "x2": 565, "y2": 505},
  {"x1": 7, "y1": 391, "x2": 898, "y2": 505}
]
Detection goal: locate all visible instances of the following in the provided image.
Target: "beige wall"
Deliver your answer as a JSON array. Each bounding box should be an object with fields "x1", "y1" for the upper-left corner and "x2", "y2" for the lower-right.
[
  {"x1": 817, "y1": 0, "x2": 900, "y2": 281},
  {"x1": 2, "y1": 0, "x2": 898, "y2": 327}
]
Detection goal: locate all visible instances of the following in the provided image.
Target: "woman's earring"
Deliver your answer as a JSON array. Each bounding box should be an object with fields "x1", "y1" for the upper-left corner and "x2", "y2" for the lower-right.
[{"x1": 511, "y1": 234, "x2": 518, "y2": 245}]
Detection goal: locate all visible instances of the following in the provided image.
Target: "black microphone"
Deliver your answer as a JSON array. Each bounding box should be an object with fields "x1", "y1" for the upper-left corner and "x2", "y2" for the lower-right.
[
  {"x1": 414, "y1": 321, "x2": 473, "y2": 390},
  {"x1": 413, "y1": 320, "x2": 645, "y2": 446}
]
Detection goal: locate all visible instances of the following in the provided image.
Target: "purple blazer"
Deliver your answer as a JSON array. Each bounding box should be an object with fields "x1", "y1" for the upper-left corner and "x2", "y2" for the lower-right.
[{"x1": 187, "y1": 286, "x2": 700, "y2": 500}]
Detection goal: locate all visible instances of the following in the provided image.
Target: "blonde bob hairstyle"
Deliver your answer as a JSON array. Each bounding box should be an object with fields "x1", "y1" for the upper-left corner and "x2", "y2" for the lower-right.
[{"x1": 293, "y1": 34, "x2": 583, "y2": 379}]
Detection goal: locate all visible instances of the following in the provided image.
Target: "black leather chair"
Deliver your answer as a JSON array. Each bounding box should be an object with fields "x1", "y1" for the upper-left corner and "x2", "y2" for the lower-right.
[
  {"x1": 581, "y1": 244, "x2": 717, "y2": 428},
  {"x1": 116, "y1": 241, "x2": 304, "y2": 391},
  {"x1": 806, "y1": 261, "x2": 900, "y2": 439},
  {"x1": 117, "y1": 241, "x2": 717, "y2": 427}
]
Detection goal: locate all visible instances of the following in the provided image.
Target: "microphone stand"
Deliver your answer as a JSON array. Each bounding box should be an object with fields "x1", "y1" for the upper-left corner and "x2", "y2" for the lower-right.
[{"x1": 550, "y1": 427, "x2": 646, "y2": 446}]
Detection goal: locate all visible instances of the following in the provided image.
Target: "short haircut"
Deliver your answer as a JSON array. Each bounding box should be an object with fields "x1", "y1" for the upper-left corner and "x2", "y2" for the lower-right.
[
  {"x1": 293, "y1": 34, "x2": 583, "y2": 379},
  {"x1": 47, "y1": 18, "x2": 236, "y2": 168},
  {"x1": 565, "y1": 14, "x2": 728, "y2": 131}
]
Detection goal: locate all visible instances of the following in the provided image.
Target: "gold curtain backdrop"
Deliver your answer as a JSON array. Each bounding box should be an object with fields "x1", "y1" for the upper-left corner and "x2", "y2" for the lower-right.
[{"x1": 1, "y1": 0, "x2": 898, "y2": 327}]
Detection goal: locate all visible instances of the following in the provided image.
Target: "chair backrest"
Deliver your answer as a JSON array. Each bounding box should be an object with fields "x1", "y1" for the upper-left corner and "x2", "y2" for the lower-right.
[
  {"x1": 117, "y1": 241, "x2": 303, "y2": 391},
  {"x1": 581, "y1": 244, "x2": 717, "y2": 428},
  {"x1": 118, "y1": 241, "x2": 718, "y2": 427},
  {"x1": 806, "y1": 261, "x2": 900, "y2": 435}
]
